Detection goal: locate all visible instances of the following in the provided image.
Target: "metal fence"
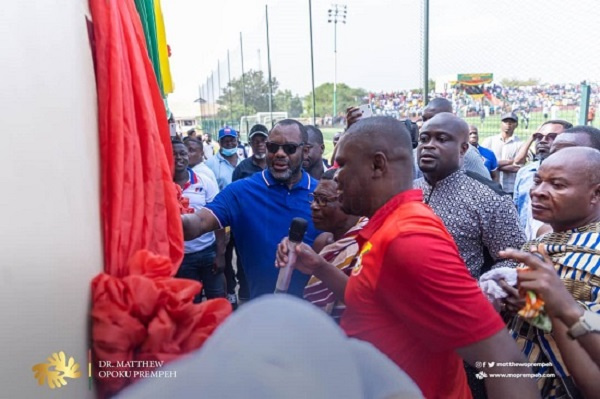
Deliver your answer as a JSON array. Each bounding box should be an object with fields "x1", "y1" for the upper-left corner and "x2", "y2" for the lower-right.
[{"x1": 192, "y1": 0, "x2": 600, "y2": 143}]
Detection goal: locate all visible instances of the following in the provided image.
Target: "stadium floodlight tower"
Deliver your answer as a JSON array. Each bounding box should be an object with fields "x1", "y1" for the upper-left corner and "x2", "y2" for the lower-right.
[{"x1": 327, "y1": 4, "x2": 347, "y2": 123}]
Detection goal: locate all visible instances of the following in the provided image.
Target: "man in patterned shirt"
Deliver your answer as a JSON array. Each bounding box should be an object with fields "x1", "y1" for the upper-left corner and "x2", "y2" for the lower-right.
[
  {"x1": 415, "y1": 112, "x2": 527, "y2": 399},
  {"x1": 500, "y1": 147, "x2": 600, "y2": 399},
  {"x1": 412, "y1": 98, "x2": 491, "y2": 180},
  {"x1": 414, "y1": 113, "x2": 526, "y2": 279}
]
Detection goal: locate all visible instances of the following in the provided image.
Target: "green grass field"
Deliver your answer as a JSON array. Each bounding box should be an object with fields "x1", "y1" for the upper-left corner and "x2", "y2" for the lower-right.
[{"x1": 320, "y1": 109, "x2": 599, "y2": 161}]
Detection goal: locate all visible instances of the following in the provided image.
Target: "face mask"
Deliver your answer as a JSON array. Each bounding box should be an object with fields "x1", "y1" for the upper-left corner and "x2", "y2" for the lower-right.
[{"x1": 221, "y1": 147, "x2": 237, "y2": 157}]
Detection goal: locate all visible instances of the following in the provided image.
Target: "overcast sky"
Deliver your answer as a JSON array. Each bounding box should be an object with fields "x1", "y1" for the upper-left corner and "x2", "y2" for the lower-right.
[{"x1": 162, "y1": 0, "x2": 600, "y2": 104}]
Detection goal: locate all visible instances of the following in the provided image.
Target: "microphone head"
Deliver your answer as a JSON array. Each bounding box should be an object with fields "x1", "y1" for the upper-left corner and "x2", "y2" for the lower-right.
[{"x1": 288, "y1": 218, "x2": 308, "y2": 242}]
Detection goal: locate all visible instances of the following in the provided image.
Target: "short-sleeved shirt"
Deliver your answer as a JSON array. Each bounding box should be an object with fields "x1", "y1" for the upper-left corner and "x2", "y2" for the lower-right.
[
  {"x1": 481, "y1": 134, "x2": 523, "y2": 193},
  {"x1": 182, "y1": 169, "x2": 219, "y2": 254},
  {"x1": 341, "y1": 189, "x2": 505, "y2": 399},
  {"x1": 205, "y1": 169, "x2": 322, "y2": 299},
  {"x1": 205, "y1": 152, "x2": 237, "y2": 190},
  {"x1": 192, "y1": 162, "x2": 218, "y2": 186},
  {"x1": 232, "y1": 157, "x2": 265, "y2": 182},
  {"x1": 474, "y1": 144, "x2": 498, "y2": 173}
]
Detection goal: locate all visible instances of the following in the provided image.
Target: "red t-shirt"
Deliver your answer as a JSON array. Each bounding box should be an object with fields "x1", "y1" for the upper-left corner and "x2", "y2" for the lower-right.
[{"x1": 341, "y1": 189, "x2": 505, "y2": 399}]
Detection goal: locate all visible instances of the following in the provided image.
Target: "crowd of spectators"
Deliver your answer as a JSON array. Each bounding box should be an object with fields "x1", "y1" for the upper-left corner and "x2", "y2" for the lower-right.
[{"x1": 365, "y1": 82, "x2": 599, "y2": 125}]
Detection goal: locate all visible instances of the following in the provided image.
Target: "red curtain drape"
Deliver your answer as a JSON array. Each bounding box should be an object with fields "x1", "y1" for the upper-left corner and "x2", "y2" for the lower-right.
[{"x1": 89, "y1": 0, "x2": 231, "y2": 396}]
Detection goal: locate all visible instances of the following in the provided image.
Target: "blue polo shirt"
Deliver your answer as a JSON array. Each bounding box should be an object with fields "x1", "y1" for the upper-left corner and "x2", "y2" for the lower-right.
[
  {"x1": 206, "y1": 169, "x2": 321, "y2": 299},
  {"x1": 474, "y1": 144, "x2": 498, "y2": 173}
]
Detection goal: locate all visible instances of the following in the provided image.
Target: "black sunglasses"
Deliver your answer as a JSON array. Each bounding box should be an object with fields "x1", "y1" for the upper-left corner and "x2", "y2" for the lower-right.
[
  {"x1": 266, "y1": 141, "x2": 305, "y2": 155},
  {"x1": 533, "y1": 133, "x2": 558, "y2": 141}
]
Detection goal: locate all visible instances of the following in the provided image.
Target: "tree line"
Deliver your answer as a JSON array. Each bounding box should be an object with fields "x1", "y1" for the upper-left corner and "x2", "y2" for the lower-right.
[{"x1": 215, "y1": 70, "x2": 365, "y2": 120}]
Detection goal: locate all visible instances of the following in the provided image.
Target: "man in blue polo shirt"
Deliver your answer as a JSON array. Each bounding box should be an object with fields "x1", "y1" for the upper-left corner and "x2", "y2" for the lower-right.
[
  {"x1": 468, "y1": 125, "x2": 498, "y2": 180},
  {"x1": 182, "y1": 119, "x2": 322, "y2": 299}
]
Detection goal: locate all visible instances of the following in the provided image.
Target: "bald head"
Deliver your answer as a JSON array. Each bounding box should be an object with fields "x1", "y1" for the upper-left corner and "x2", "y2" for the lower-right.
[
  {"x1": 422, "y1": 112, "x2": 470, "y2": 142},
  {"x1": 335, "y1": 117, "x2": 414, "y2": 217},
  {"x1": 543, "y1": 147, "x2": 600, "y2": 184},
  {"x1": 423, "y1": 98, "x2": 453, "y2": 122},
  {"x1": 417, "y1": 113, "x2": 470, "y2": 183},
  {"x1": 550, "y1": 125, "x2": 600, "y2": 155},
  {"x1": 343, "y1": 116, "x2": 414, "y2": 161},
  {"x1": 532, "y1": 146, "x2": 600, "y2": 231}
]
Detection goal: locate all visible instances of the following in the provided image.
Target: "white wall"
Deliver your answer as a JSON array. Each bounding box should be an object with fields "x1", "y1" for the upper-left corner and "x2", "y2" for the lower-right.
[{"x1": 0, "y1": 1, "x2": 101, "y2": 398}]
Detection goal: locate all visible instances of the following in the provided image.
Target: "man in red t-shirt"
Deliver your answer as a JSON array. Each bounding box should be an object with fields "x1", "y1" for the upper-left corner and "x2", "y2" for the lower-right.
[{"x1": 276, "y1": 117, "x2": 538, "y2": 399}]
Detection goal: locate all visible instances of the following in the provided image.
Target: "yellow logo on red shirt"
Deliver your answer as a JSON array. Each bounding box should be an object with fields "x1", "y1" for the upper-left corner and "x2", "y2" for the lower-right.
[{"x1": 352, "y1": 241, "x2": 372, "y2": 276}]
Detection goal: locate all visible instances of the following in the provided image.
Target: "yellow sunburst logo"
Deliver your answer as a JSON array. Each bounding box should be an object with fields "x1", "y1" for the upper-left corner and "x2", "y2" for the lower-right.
[
  {"x1": 32, "y1": 351, "x2": 81, "y2": 389},
  {"x1": 352, "y1": 241, "x2": 372, "y2": 276}
]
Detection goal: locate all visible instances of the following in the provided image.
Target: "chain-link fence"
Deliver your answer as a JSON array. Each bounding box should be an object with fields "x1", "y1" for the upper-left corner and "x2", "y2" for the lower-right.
[
  {"x1": 418, "y1": 0, "x2": 600, "y2": 143},
  {"x1": 191, "y1": 0, "x2": 599, "y2": 151}
]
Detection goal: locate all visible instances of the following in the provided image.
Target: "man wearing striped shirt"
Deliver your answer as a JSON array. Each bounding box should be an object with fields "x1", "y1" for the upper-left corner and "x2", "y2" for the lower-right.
[{"x1": 501, "y1": 147, "x2": 600, "y2": 399}]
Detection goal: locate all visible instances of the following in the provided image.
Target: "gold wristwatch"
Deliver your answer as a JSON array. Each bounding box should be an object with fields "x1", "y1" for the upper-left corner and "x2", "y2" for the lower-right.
[{"x1": 567, "y1": 310, "x2": 600, "y2": 339}]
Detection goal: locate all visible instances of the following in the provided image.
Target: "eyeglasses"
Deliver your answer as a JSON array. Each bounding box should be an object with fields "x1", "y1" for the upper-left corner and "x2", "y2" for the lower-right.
[
  {"x1": 266, "y1": 141, "x2": 304, "y2": 155},
  {"x1": 309, "y1": 193, "x2": 339, "y2": 207},
  {"x1": 533, "y1": 133, "x2": 558, "y2": 142}
]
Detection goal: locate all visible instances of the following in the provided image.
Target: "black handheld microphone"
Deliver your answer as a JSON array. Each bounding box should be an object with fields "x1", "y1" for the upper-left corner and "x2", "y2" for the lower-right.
[{"x1": 274, "y1": 218, "x2": 308, "y2": 294}]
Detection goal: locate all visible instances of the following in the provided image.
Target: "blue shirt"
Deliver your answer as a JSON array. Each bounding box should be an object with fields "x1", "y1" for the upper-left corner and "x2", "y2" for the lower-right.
[
  {"x1": 513, "y1": 160, "x2": 543, "y2": 240},
  {"x1": 206, "y1": 169, "x2": 322, "y2": 299},
  {"x1": 475, "y1": 145, "x2": 498, "y2": 173},
  {"x1": 205, "y1": 152, "x2": 237, "y2": 190}
]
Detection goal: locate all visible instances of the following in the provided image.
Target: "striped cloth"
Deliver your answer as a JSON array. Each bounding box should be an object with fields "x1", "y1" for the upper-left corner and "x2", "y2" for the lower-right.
[
  {"x1": 303, "y1": 217, "x2": 369, "y2": 323},
  {"x1": 505, "y1": 221, "x2": 600, "y2": 399}
]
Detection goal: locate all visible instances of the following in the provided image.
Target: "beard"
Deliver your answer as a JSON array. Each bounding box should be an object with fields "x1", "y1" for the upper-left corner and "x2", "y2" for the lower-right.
[{"x1": 269, "y1": 160, "x2": 303, "y2": 183}]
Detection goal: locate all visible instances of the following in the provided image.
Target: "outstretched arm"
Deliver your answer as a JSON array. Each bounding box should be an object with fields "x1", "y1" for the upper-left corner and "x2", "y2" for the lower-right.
[{"x1": 182, "y1": 208, "x2": 221, "y2": 241}]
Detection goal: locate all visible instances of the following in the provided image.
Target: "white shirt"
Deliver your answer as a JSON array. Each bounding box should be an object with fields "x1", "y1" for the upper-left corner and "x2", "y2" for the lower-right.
[
  {"x1": 192, "y1": 162, "x2": 218, "y2": 186},
  {"x1": 203, "y1": 142, "x2": 216, "y2": 160},
  {"x1": 183, "y1": 169, "x2": 219, "y2": 253},
  {"x1": 482, "y1": 134, "x2": 523, "y2": 193}
]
